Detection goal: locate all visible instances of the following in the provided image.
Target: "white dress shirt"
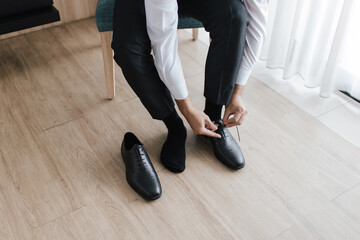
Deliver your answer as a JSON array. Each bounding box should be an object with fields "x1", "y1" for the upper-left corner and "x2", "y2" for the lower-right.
[{"x1": 144, "y1": 0, "x2": 269, "y2": 100}]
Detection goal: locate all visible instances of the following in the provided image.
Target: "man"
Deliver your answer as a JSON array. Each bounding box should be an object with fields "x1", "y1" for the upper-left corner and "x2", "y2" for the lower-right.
[{"x1": 113, "y1": 0, "x2": 268, "y2": 173}]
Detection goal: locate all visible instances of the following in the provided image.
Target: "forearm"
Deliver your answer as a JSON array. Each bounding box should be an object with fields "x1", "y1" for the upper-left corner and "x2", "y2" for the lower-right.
[
  {"x1": 175, "y1": 96, "x2": 194, "y2": 116},
  {"x1": 236, "y1": 0, "x2": 269, "y2": 85},
  {"x1": 230, "y1": 85, "x2": 246, "y2": 102}
]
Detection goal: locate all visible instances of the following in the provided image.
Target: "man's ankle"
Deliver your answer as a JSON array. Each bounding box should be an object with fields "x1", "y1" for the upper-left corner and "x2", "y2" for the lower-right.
[{"x1": 204, "y1": 99, "x2": 223, "y2": 121}]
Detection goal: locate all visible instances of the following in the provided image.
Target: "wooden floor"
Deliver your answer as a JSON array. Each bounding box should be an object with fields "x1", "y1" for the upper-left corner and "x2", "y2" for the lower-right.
[{"x1": 1, "y1": 18, "x2": 360, "y2": 240}]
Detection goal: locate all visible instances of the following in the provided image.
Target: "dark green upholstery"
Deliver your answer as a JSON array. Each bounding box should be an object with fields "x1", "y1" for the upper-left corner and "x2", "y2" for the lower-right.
[
  {"x1": 95, "y1": 0, "x2": 203, "y2": 32},
  {"x1": 178, "y1": 13, "x2": 203, "y2": 29}
]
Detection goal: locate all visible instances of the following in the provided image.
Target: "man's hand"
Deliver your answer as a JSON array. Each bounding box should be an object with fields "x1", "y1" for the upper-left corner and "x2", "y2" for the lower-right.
[
  {"x1": 176, "y1": 97, "x2": 221, "y2": 138},
  {"x1": 223, "y1": 85, "x2": 248, "y2": 128}
]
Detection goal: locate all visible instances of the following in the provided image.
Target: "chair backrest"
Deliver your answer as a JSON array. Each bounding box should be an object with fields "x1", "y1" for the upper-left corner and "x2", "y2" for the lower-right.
[{"x1": 95, "y1": 0, "x2": 203, "y2": 32}]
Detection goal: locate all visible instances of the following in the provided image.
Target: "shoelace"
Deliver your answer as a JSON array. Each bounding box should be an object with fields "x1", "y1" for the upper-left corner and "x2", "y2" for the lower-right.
[
  {"x1": 236, "y1": 125, "x2": 241, "y2": 142},
  {"x1": 218, "y1": 123, "x2": 230, "y2": 138},
  {"x1": 135, "y1": 146, "x2": 147, "y2": 167},
  {"x1": 218, "y1": 123, "x2": 241, "y2": 142}
]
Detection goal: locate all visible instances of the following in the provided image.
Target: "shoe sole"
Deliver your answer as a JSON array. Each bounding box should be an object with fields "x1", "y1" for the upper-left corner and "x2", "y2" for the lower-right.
[
  {"x1": 147, "y1": 193, "x2": 162, "y2": 201},
  {"x1": 126, "y1": 178, "x2": 162, "y2": 201},
  {"x1": 214, "y1": 150, "x2": 245, "y2": 170}
]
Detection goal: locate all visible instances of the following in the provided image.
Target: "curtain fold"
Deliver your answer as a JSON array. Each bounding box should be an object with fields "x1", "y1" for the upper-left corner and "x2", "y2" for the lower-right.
[{"x1": 260, "y1": 0, "x2": 359, "y2": 99}]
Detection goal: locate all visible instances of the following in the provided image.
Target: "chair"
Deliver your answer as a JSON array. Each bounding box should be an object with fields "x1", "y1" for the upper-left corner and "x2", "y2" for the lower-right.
[
  {"x1": 0, "y1": 0, "x2": 60, "y2": 35},
  {"x1": 95, "y1": 0, "x2": 203, "y2": 99}
]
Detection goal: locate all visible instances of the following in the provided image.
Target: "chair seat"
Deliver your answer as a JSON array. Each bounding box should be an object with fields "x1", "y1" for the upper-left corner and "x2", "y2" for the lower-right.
[{"x1": 95, "y1": 0, "x2": 203, "y2": 32}]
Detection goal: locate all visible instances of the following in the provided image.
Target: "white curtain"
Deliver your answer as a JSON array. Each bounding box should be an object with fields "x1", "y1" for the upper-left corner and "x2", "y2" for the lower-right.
[{"x1": 260, "y1": 0, "x2": 360, "y2": 99}]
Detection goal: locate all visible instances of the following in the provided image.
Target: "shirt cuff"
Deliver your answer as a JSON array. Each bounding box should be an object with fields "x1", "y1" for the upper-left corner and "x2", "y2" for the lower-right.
[
  {"x1": 167, "y1": 80, "x2": 189, "y2": 100},
  {"x1": 236, "y1": 67, "x2": 252, "y2": 85}
]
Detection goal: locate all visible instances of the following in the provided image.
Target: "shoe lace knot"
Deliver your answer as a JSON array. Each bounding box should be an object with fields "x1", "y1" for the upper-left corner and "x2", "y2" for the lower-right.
[
  {"x1": 136, "y1": 146, "x2": 147, "y2": 167},
  {"x1": 219, "y1": 124, "x2": 229, "y2": 139}
]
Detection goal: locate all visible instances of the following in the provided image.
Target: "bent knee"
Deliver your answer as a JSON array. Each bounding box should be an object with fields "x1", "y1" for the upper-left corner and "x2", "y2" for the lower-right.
[
  {"x1": 112, "y1": 44, "x2": 131, "y2": 67},
  {"x1": 112, "y1": 41, "x2": 151, "y2": 69}
]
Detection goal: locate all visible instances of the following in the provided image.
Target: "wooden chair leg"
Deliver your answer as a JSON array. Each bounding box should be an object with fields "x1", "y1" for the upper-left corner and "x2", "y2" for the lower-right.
[
  {"x1": 192, "y1": 28, "x2": 198, "y2": 41},
  {"x1": 100, "y1": 31, "x2": 115, "y2": 100}
]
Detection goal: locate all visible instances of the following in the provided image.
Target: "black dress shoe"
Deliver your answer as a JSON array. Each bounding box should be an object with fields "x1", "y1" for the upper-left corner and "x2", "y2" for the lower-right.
[
  {"x1": 121, "y1": 132, "x2": 162, "y2": 201},
  {"x1": 208, "y1": 120, "x2": 245, "y2": 170}
]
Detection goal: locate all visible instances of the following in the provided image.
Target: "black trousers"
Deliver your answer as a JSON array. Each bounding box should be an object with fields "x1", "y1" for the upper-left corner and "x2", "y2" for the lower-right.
[{"x1": 112, "y1": 0, "x2": 249, "y2": 120}]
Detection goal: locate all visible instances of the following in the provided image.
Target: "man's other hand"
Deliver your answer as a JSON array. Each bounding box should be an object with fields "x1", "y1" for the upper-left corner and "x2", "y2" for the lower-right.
[{"x1": 223, "y1": 85, "x2": 248, "y2": 128}]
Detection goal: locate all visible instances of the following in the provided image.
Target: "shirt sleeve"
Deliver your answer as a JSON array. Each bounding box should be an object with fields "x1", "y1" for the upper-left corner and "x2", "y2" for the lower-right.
[
  {"x1": 236, "y1": 0, "x2": 269, "y2": 85},
  {"x1": 144, "y1": 0, "x2": 188, "y2": 100}
]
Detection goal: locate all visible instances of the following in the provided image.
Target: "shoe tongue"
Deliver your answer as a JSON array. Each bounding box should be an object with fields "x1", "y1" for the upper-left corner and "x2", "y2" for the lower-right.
[
  {"x1": 130, "y1": 143, "x2": 143, "y2": 151},
  {"x1": 214, "y1": 119, "x2": 224, "y2": 126},
  {"x1": 132, "y1": 143, "x2": 142, "y2": 149},
  {"x1": 214, "y1": 121, "x2": 227, "y2": 136}
]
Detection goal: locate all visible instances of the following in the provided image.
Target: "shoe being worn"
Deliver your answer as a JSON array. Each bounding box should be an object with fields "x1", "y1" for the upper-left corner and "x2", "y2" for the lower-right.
[
  {"x1": 208, "y1": 120, "x2": 245, "y2": 170},
  {"x1": 121, "y1": 132, "x2": 162, "y2": 201}
]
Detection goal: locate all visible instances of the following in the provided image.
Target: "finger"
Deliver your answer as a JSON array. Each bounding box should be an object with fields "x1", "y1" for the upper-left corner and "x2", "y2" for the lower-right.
[
  {"x1": 225, "y1": 117, "x2": 236, "y2": 125},
  {"x1": 225, "y1": 112, "x2": 247, "y2": 128},
  {"x1": 238, "y1": 111, "x2": 247, "y2": 125},
  {"x1": 211, "y1": 121, "x2": 219, "y2": 127},
  {"x1": 207, "y1": 124, "x2": 219, "y2": 130},
  {"x1": 224, "y1": 123, "x2": 238, "y2": 128},
  {"x1": 201, "y1": 128, "x2": 221, "y2": 138},
  {"x1": 222, "y1": 109, "x2": 232, "y2": 124},
  {"x1": 205, "y1": 118, "x2": 218, "y2": 131},
  {"x1": 225, "y1": 111, "x2": 241, "y2": 125}
]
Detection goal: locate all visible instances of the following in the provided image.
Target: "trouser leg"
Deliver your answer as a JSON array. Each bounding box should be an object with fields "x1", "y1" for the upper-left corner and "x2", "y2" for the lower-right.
[
  {"x1": 111, "y1": 0, "x2": 175, "y2": 120},
  {"x1": 178, "y1": 0, "x2": 250, "y2": 106}
]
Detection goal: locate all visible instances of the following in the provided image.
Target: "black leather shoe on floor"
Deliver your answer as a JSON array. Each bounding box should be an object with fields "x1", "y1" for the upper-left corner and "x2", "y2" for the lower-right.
[
  {"x1": 121, "y1": 132, "x2": 162, "y2": 201},
  {"x1": 208, "y1": 120, "x2": 245, "y2": 170}
]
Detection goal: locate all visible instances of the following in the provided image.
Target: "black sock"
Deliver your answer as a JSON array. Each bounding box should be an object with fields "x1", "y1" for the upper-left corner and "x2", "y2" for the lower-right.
[
  {"x1": 204, "y1": 99, "x2": 223, "y2": 121},
  {"x1": 161, "y1": 110, "x2": 187, "y2": 173}
]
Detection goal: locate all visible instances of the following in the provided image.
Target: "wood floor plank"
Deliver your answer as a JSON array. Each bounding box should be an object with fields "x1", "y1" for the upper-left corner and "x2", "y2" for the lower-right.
[
  {"x1": 272, "y1": 225, "x2": 321, "y2": 240},
  {"x1": 4, "y1": 35, "x2": 83, "y2": 131},
  {"x1": 176, "y1": 134, "x2": 295, "y2": 240},
  {"x1": 282, "y1": 109, "x2": 360, "y2": 175},
  {"x1": 33, "y1": 206, "x2": 105, "y2": 240},
  {"x1": 333, "y1": 183, "x2": 360, "y2": 224},
  {"x1": 0, "y1": 60, "x2": 86, "y2": 229},
  {"x1": 0, "y1": 154, "x2": 25, "y2": 240},
  {"x1": 49, "y1": 20, "x2": 137, "y2": 103},
  {"x1": 6, "y1": 21, "x2": 135, "y2": 132},
  {"x1": 239, "y1": 132, "x2": 360, "y2": 240},
  {"x1": 240, "y1": 81, "x2": 360, "y2": 200},
  {"x1": 86, "y1": 170, "x2": 238, "y2": 240}
]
